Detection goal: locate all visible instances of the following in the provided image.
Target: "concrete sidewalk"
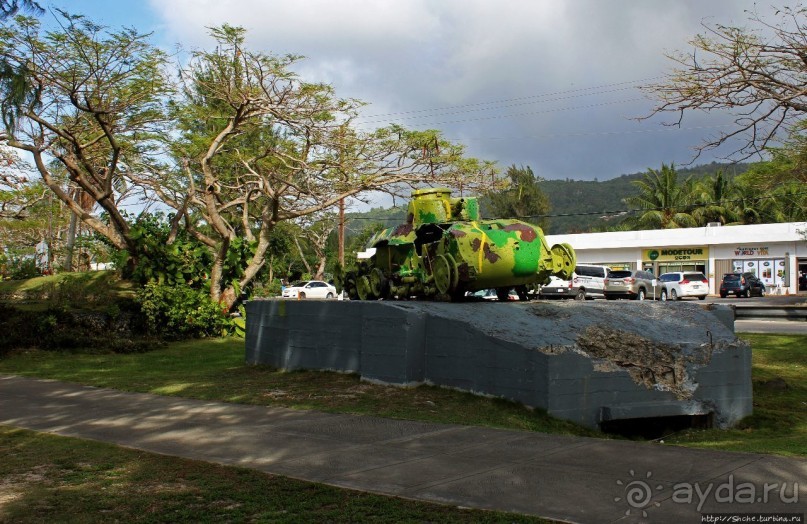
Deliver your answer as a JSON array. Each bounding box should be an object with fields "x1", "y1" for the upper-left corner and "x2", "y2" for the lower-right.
[{"x1": 1, "y1": 375, "x2": 804, "y2": 523}]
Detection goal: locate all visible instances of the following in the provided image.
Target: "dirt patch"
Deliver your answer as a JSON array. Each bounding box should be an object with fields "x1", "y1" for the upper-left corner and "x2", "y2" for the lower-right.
[{"x1": 576, "y1": 324, "x2": 706, "y2": 399}]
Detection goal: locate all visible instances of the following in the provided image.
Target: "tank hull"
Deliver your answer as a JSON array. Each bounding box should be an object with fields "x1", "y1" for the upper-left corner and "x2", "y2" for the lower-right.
[{"x1": 340, "y1": 188, "x2": 575, "y2": 301}]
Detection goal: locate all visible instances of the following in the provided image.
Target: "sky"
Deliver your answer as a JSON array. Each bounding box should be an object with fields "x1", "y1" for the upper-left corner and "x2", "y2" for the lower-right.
[{"x1": 45, "y1": 0, "x2": 791, "y2": 183}]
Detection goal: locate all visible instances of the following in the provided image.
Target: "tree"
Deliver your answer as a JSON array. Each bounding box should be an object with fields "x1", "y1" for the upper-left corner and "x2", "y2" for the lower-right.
[
  {"x1": 0, "y1": 12, "x2": 172, "y2": 259},
  {"x1": 290, "y1": 213, "x2": 337, "y2": 281},
  {"x1": 735, "y1": 150, "x2": 807, "y2": 222},
  {"x1": 0, "y1": 0, "x2": 40, "y2": 18},
  {"x1": 148, "y1": 25, "x2": 497, "y2": 311},
  {"x1": 691, "y1": 170, "x2": 740, "y2": 226},
  {"x1": 483, "y1": 165, "x2": 550, "y2": 228},
  {"x1": 622, "y1": 163, "x2": 698, "y2": 229},
  {"x1": 641, "y1": 5, "x2": 807, "y2": 163},
  {"x1": 0, "y1": 17, "x2": 496, "y2": 311}
]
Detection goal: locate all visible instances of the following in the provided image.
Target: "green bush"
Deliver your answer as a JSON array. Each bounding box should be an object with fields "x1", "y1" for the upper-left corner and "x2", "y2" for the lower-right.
[
  {"x1": 7, "y1": 256, "x2": 41, "y2": 280},
  {"x1": 0, "y1": 304, "x2": 157, "y2": 356},
  {"x1": 137, "y1": 282, "x2": 227, "y2": 339}
]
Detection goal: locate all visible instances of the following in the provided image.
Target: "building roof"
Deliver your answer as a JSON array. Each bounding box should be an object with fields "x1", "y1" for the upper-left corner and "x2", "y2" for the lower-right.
[{"x1": 546, "y1": 222, "x2": 806, "y2": 249}]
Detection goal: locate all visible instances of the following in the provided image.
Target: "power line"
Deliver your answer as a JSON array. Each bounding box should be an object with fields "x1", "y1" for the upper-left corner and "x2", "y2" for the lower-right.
[
  {"x1": 355, "y1": 98, "x2": 643, "y2": 129},
  {"x1": 355, "y1": 86, "x2": 641, "y2": 125},
  {"x1": 355, "y1": 77, "x2": 663, "y2": 121},
  {"x1": 448, "y1": 123, "x2": 736, "y2": 141}
]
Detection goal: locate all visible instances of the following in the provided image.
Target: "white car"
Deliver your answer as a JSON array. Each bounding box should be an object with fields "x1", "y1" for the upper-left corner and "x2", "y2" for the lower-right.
[
  {"x1": 282, "y1": 280, "x2": 337, "y2": 299},
  {"x1": 658, "y1": 272, "x2": 709, "y2": 301}
]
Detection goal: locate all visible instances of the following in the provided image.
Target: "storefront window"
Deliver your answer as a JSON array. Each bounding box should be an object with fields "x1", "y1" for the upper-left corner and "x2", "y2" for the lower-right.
[{"x1": 733, "y1": 259, "x2": 786, "y2": 287}]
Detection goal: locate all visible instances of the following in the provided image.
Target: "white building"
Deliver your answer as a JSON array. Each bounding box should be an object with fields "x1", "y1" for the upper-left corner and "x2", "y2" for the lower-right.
[{"x1": 547, "y1": 222, "x2": 807, "y2": 295}]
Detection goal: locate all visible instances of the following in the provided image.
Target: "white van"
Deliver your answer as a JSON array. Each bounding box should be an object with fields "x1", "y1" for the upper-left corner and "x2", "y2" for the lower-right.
[{"x1": 539, "y1": 264, "x2": 610, "y2": 300}]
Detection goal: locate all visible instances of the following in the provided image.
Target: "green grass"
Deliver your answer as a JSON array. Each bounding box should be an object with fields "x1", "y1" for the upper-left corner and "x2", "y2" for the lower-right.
[
  {"x1": 664, "y1": 333, "x2": 807, "y2": 456},
  {"x1": 0, "y1": 334, "x2": 804, "y2": 456},
  {"x1": 0, "y1": 425, "x2": 549, "y2": 524},
  {"x1": 0, "y1": 338, "x2": 595, "y2": 437}
]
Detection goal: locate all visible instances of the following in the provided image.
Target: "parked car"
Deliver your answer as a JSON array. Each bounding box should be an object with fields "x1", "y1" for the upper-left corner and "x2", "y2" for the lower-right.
[
  {"x1": 658, "y1": 272, "x2": 709, "y2": 301},
  {"x1": 282, "y1": 280, "x2": 338, "y2": 299},
  {"x1": 539, "y1": 264, "x2": 610, "y2": 300},
  {"x1": 719, "y1": 272, "x2": 766, "y2": 298},
  {"x1": 603, "y1": 269, "x2": 663, "y2": 300},
  {"x1": 466, "y1": 288, "x2": 519, "y2": 301}
]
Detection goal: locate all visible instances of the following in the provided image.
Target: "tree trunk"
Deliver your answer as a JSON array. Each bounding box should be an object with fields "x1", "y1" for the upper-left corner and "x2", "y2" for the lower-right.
[
  {"x1": 314, "y1": 257, "x2": 327, "y2": 280},
  {"x1": 64, "y1": 210, "x2": 78, "y2": 272}
]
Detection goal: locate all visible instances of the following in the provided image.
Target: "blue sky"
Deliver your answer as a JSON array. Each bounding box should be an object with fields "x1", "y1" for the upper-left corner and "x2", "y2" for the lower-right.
[{"x1": 41, "y1": 1, "x2": 790, "y2": 183}]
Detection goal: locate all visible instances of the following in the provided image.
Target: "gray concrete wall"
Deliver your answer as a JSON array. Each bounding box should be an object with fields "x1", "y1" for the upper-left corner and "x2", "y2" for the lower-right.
[{"x1": 245, "y1": 300, "x2": 752, "y2": 430}]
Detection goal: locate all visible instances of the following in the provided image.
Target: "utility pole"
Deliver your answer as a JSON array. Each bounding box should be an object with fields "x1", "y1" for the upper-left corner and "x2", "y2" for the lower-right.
[{"x1": 338, "y1": 197, "x2": 345, "y2": 266}]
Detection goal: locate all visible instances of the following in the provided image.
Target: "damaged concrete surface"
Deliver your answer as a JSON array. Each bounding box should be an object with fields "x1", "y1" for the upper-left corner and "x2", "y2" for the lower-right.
[{"x1": 245, "y1": 300, "x2": 752, "y2": 430}]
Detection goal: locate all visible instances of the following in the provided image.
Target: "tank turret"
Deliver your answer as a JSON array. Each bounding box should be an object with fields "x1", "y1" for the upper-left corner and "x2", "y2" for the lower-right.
[{"x1": 339, "y1": 188, "x2": 575, "y2": 301}]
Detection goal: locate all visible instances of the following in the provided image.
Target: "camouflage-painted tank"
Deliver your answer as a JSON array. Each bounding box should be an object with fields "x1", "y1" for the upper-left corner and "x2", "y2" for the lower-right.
[{"x1": 339, "y1": 188, "x2": 576, "y2": 301}]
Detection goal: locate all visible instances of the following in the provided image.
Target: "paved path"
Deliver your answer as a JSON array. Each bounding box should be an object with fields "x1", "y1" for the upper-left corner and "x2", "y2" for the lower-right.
[{"x1": 1, "y1": 375, "x2": 804, "y2": 523}]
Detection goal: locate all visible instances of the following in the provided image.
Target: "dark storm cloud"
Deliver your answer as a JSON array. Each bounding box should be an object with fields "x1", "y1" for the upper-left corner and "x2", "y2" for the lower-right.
[{"x1": 153, "y1": 0, "x2": 773, "y2": 180}]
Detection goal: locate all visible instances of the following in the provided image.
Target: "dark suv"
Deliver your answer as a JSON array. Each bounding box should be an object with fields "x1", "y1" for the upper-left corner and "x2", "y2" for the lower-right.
[{"x1": 719, "y1": 272, "x2": 766, "y2": 298}]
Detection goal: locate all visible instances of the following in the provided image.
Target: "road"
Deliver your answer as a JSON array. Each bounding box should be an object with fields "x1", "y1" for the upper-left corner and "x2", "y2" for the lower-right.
[{"x1": 735, "y1": 319, "x2": 807, "y2": 335}]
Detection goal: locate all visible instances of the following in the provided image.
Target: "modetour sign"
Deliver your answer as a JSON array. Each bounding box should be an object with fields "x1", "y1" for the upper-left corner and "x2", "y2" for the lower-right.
[{"x1": 645, "y1": 247, "x2": 708, "y2": 262}]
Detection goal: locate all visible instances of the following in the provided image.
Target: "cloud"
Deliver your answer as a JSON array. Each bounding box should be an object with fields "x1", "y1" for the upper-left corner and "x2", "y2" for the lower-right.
[{"x1": 148, "y1": 0, "x2": 770, "y2": 180}]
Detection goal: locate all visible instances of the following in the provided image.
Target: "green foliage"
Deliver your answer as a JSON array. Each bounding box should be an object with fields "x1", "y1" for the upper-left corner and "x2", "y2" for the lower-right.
[
  {"x1": 228, "y1": 304, "x2": 246, "y2": 338},
  {"x1": 481, "y1": 165, "x2": 551, "y2": 228},
  {"x1": 119, "y1": 214, "x2": 213, "y2": 288},
  {"x1": 136, "y1": 281, "x2": 226, "y2": 339},
  {"x1": 3, "y1": 254, "x2": 39, "y2": 279},
  {"x1": 622, "y1": 163, "x2": 699, "y2": 229},
  {"x1": 0, "y1": 303, "x2": 154, "y2": 356},
  {"x1": 343, "y1": 222, "x2": 386, "y2": 270}
]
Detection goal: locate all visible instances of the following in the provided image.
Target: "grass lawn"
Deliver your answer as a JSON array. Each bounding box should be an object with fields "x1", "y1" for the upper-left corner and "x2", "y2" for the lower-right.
[
  {"x1": 0, "y1": 337, "x2": 596, "y2": 437},
  {"x1": 664, "y1": 333, "x2": 807, "y2": 456},
  {"x1": 0, "y1": 333, "x2": 804, "y2": 456},
  {"x1": 0, "y1": 425, "x2": 549, "y2": 523}
]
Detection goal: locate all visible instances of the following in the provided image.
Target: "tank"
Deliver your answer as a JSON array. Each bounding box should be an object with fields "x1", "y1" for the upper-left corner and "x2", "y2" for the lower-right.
[{"x1": 339, "y1": 188, "x2": 576, "y2": 301}]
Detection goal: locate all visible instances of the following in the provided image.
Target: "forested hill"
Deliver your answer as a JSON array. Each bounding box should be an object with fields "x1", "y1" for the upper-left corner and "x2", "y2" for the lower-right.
[
  {"x1": 538, "y1": 162, "x2": 749, "y2": 233},
  {"x1": 345, "y1": 162, "x2": 750, "y2": 236}
]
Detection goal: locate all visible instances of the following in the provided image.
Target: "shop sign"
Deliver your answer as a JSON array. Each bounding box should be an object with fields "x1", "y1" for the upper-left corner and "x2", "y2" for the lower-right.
[
  {"x1": 644, "y1": 246, "x2": 708, "y2": 262},
  {"x1": 734, "y1": 246, "x2": 769, "y2": 257}
]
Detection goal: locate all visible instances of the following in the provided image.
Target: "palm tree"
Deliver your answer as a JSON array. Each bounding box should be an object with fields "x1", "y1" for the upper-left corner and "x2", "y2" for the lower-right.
[
  {"x1": 0, "y1": 0, "x2": 44, "y2": 128},
  {"x1": 731, "y1": 184, "x2": 776, "y2": 224},
  {"x1": 692, "y1": 170, "x2": 740, "y2": 226},
  {"x1": 622, "y1": 163, "x2": 698, "y2": 229}
]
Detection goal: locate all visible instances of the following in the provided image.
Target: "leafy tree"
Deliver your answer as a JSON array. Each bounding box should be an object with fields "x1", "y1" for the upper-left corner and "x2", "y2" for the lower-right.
[
  {"x1": 622, "y1": 163, "x2": 698, "y2": 229},
  {"x1": 290, "y1": 213, "x2": 337, "y2": 281},
  {"x1": 483, "y1": 165, "x2": 550, "y2": 228},
  {"x1": 642, "y1": 5, "x2": 807, "y2": 163},
  {"x1": 691, "y1": 170, "x2": 740, "y2": 226},
  {"x1": 0, "y1": 16, "x2": 496, "y2": 311},
  {"x1": 152, "y1": 25, "x2": 497, "y2": 311},
  {"x1": 0, "y1": 12, "x2": 172, "y2": 258},
  {"x1": 342, "y1": 222, "x2": 386, "y2": 270},
  {"x1": 0, "y1": 0, "x2": 40, "y2": 19}
]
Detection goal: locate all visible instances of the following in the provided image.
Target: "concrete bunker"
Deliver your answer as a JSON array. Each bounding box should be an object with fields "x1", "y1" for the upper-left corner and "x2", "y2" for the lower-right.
[{"x1": 245, "y1": 300, "x2": 751, "y2": 431}]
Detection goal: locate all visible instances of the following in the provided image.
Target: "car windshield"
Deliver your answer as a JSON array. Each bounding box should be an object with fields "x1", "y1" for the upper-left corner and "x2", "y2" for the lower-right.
[
  {"x1": 722, "y1": 274, "x2": 740, "y2": 281},
  {"x1": 609, "y1": 270, "x2": 633, "y2": 278}
]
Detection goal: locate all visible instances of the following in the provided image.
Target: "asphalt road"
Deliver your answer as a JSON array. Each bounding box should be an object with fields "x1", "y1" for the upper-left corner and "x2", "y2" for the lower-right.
[{"x1": 735, "y1": 319, "x2": 807, "y2": 335}]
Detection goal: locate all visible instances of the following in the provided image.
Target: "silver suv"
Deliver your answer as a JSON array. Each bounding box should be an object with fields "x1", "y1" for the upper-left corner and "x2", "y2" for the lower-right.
[{"x1": 603, "y1": 269, "x2": 663, "y2": 301}]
